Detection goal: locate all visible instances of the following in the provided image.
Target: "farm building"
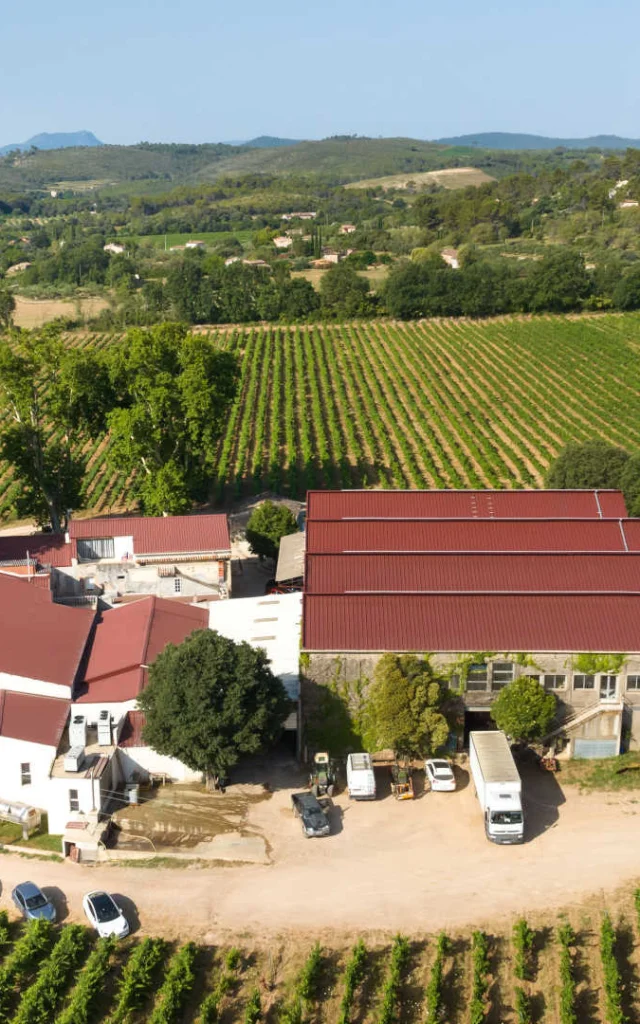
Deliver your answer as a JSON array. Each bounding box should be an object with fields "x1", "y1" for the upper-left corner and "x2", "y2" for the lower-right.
[
  {"x1": 301, "y1": 489, "x2": 640, "y2": 758},
  {"x1": 103, "y1": 242, "x2": 125, "y2": 255},
  {"x1": 0, "y1": 513, "x2": 232, "y2": 605}
]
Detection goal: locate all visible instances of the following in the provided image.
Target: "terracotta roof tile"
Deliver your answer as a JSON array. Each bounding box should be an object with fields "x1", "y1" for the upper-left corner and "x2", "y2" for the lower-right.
[
  {"x1": 69, "y1": 514, "x2": 230, "y2": 555},
  {"x1": 0, "y1": 690, "x2": 69, "y2": 747},
  {"x1": 0, "y1": 533, "x2": 72, "y2": 567}
]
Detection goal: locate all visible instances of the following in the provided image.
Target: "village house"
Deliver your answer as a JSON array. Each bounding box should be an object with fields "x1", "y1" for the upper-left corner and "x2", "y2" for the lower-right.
[
  {"x1": 185, "y1": 240, "x2": 205, "y2": 249},
  {"x1": 273, "y1": 236, "x2": 293, "y2": 249},
  {"x1": 441, "y1": 247, "x2": 460, "y2": 269},
  {"x1": 339, "y1": 224, "x2": 357, "y2": 235},
  {"x1": 0, "y1": 513, "x2": 232, "y2": 605},
  {"x1": 301, "y1": 489, "x2": 640, "y2": 759},
  {"x1": 103, "y1": 242, "x2": 126, "y2": 255}
]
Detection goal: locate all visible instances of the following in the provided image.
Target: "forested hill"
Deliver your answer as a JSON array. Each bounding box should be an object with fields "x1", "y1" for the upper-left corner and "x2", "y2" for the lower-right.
[
  {"x1": 437, "y1": 131, "x2": 640, "y2": 150},
  {"x1": 0, "y1": 135, "x2": 608, "y2": 193},
  {"x1": 0, "y1": 130, "x2": 103, "y2": 156}
]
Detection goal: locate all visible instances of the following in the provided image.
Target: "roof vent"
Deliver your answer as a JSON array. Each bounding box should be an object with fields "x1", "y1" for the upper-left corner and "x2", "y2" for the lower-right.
[
  {"x1": 64, "y1": 746, "x2": 85, "y2": 773},
  {"x1": 69, "y1": 714, "x2": 86, "y2": 748},
  {"x1": 97, "y1": 710, "x2": 112, "y2": 746}
]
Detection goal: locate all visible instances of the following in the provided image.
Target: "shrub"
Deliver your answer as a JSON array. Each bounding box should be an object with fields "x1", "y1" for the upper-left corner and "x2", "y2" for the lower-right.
[
  {"x1": 337, "y1": 940, "x2": 367, "y2": 1024},
  {"x1": 424, "y1": 933, "x2": 449, "y2": 1022},
  {"x1": 377, "y1": 934, "x2": 410, "y2": 1024},
  {"x1": 557, "y1": 924, "x2": 577, "y2": 1024},
  {"x1": 469, "y1": 931, "x2": 490, "y2": 1024},
  {"x1": 600, "y1": 914, "x2": 627, "y2": 1024},
  {"x1": 513, "y1": 919, "x2": 534, "y2": 981}
]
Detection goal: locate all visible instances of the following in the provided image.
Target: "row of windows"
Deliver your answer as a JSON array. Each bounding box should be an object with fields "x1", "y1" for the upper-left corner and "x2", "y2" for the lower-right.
[{"x1": 451, "y1": 663, "x2": 640, "y2": 694}]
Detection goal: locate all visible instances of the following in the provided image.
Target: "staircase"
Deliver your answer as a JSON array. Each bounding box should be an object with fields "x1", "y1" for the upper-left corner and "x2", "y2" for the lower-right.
[{"x1": 542, "y1": 700, "x2": 624, "y2": 743}]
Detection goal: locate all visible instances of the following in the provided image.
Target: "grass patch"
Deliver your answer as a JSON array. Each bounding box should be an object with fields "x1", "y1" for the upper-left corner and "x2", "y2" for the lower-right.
[
  {"x1": 0, "y1": 818, "x2": 62, "y2": 852},
  {"x1": 117, "y1": 230, "x2": 254, "y2": 250},
  {"x1": 559, "y1": 752, "x2": 640, "y2": 791}
]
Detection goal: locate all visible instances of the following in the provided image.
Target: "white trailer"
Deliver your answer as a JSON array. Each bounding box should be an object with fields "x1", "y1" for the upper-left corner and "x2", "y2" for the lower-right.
[
  {"x1": 469, "y1": 731, "x2": 524, "y2": 844},
  {"x1": 346, "y1": 753, "x2": 376, "y2": 800}
]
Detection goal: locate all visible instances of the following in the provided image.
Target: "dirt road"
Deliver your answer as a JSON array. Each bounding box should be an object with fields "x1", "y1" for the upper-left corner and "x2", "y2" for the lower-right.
[{"x1": 1, "y1": 769, "x2": 638, "y2": 941}]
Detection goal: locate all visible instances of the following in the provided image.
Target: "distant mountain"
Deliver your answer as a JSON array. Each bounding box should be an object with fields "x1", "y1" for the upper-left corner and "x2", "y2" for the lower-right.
[
  {"x1": 436, "y1": 132, "x2": 640, "y2": 151},
  {"x1": 225, "y1": 136, "x2": 302, "y2": 148},
  {"x1": 0, "y1": 130, "x2": 103, "y2": 156}
]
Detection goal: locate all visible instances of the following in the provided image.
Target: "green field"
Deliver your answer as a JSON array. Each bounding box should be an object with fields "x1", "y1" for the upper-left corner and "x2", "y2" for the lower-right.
[
  {"x1": 1, "y1": 890, "x2": 639, "y2": 1023},
  {"x1": 116, "y1": 230, "x2": 254, "y2": 250},
  {"x1": 1, "y1": 312, "x2": 640, "y2": 519}
]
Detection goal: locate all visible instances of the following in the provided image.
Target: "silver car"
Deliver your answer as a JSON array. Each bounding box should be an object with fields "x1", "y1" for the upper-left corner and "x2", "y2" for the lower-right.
[{"x1": 12, "y1": 881, "x2": 57, "y2": 922}]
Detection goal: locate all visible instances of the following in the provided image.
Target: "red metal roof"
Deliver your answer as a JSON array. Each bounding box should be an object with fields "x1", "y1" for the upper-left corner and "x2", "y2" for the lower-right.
[
  {"x1": 75, "y1": 597, "x2": 208, "y2": 704},
  {"x1": 0, "y1": 533, "x2": 72, "y2": 567},
  {"x1": 306, "y1": 519, "x2": 628, "y2": 554},
  {"x1": 117, "y1": 710, "x2": 147, "y2": 748},
  {"x1": 303, "y1": 593, "x2": 640, "y2": 653},
  {"x1": 0, "y1": 574, "x2": 93, "y2": 687},
  {"x1": 306, "y1": 490, "x2": 627, "y2": 521},
  {"x1": 0, "y1": 690, "x2": 70, "y2": 747},
  {"x1": 69, "y1": 514, "x2": 230, "y2": 555},
  {"x1": 305, "y1": 552, "x2": 640, "y2": 595},
  {"x1": 619, "y1": 520, "x2": 640, "y2": 551}
]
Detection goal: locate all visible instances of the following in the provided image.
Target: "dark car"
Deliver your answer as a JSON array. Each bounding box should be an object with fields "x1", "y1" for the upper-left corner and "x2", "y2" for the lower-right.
[
  {"x1": 12, "y1": 882, "x2": 56, "y2": 922},
  {"x1": 291, "y1": 791, "x2": 331, "y2": 838}
]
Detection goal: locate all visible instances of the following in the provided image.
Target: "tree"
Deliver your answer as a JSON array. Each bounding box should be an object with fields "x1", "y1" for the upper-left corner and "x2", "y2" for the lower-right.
[
  {"x1": 0, "y1": 326, "x2": 110, "y2": 530},
  {"x1": 0, "y1": 287, "x2": 15, "y2": 329},
  {"x1": 246, "y1": 500, "x2": 298, "y2": 561},
  {"x1": 105, "y1": 323, "x2": 239, "y2": 514},
  {"x1": 490, "y1": 677, "x2": 557, "y2": 743},
  {"x1": 620, "y1": 454, "x2": 640, "y2": 517},
  {"x1": 545, "y1": 439, "x2": 630, "y2": 489},
  {"x1": 528, "y1": 249, "x2": 592, "y2": 313},
  {"x1": 139, "y1": 629, "x2": 289, "y2": 782},
  {"x1": 319, "y1": 263, "x2": 373, "y2": 319},
  {"x1": 363, "y1": 654, "x2": 450, "y2": 757}
]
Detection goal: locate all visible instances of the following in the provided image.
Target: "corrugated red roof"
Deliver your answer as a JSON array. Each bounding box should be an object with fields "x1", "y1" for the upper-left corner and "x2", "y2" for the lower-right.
[
  {"x1": 0, "y1": 690, "x2": 69, "y2": 747},
  {"x1": 306, "y1": 490, "x2": 627, "y2": 521},
  {"x1": 0, "y1": 533, "x2": 72, "y2": 567},
  {"x1": 75, "y1": 597, "x2": 208, "y2": 704},
  {"x1": 306, "y1": 519, "x2": 628, "y2": 554},
  {"x1": 305, "y1": 552, "x2": 640, "y2": 594},
  {"x1": 0, "y1": 574, "x2": 93, "y2": 687},
  {"x1": 69, "y1": 514, "x2": 230, "y2": 555},
  {"x1": 303, "y1": 593, "x2": 640, "y2": 653},
  {"x1": 118, "y1": 710, "x2": 147, "y2": 748},
  {"x1": 619, "y1": 520, "x2": 640, "y2": 551}
]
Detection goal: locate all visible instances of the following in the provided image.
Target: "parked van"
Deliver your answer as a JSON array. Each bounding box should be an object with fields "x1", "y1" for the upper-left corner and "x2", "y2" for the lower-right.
[{"x1": 346, "y1": 753, "x2": 376, "y2": 799}]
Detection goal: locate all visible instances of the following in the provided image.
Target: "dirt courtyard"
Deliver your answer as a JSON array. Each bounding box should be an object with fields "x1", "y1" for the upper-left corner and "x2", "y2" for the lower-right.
[{"x1": 1, "y1": 761, "x2": 639, "y2": 942}]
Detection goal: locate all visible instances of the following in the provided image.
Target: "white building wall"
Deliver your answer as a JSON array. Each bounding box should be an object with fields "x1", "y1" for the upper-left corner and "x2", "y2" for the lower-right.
[
  {"x1": 0, "y1": 672, "x2": 70, "y2": 701},
  {"x1": 76, "y1": 700, "x2": 137, "y2": 732},
  {"x1": 116, "y1": 747, "x2": 202, "y2": 783},
  {"x1": 0, "y1": 736, "x2": 57, "y2": 813},
  {"x1": 46, "y1": 776, "x2": 99, "y2": 834}
]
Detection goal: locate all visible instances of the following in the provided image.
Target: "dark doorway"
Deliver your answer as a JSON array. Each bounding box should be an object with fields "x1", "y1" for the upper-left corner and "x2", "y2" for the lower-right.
[{"x1": 463, "y1": 709, "x2": 494, "y2": 747}]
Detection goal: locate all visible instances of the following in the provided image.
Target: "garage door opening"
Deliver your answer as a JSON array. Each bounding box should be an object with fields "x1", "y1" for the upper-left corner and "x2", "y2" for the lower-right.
[{"x1": 464, "y1": 710, "x2": 495, "y2": 747}]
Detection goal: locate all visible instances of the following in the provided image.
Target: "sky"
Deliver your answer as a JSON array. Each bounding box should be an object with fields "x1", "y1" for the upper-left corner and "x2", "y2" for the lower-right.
[{"x1": 2, "y1": 0, "x2": 640, "y2": 146}]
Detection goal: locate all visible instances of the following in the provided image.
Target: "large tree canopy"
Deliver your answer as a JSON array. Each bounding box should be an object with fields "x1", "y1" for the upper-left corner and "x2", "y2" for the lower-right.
[
  {"x1": 545, "y1": 439, "x2": 630, "y2": 490},
  {"x1": 246, "y1": 500, "x2": 298, "y2": 561},
  {"x1": 139, "y1": 629, "x2": 289, "y2": 780},
  {"x1": 0, "y1": 327, "x2": 112, "y2": 530},
  {"x1": 490, "y1": 677, "x2": 557, "y2": 743},
  {"x1": 106, "y1": 323, "x2": 239, "y2": 514},
  {"x1": 363, "y1": 654, "x2": 450, "y2": 757}
]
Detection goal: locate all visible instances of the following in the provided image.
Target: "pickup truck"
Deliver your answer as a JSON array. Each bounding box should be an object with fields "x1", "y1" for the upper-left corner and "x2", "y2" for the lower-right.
[{"x1": 291, "y1": 791, "x2": 331, "y2": 838}]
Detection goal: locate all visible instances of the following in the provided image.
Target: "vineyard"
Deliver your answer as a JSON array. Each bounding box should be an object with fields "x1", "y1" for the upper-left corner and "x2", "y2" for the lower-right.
[
  {"x1": 3, "y1": 313, "x2": 640, "y2": 518},
  {"x1": 2, "y1": 888, "x2": 640, "y2": 1023}
]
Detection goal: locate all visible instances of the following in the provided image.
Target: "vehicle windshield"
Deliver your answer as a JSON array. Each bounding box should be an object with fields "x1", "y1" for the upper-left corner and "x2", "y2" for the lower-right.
[
  {"x1": 25, "y1": 893, "x2": 47, "y2": 910},
  {"x1": 490, "y1": 811, "x2": 523, "y2": 825},
  {"x1": 91, "y1": 894, "x2": 119, "y2": 923},
  {"x1": 431, "y1": 761, "x2": 451, "y2": 771}
]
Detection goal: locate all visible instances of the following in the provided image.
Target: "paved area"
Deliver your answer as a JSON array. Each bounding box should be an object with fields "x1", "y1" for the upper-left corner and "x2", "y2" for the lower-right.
[{"x1": 1, "y1": 764, "x2": 640, "y2": 942}]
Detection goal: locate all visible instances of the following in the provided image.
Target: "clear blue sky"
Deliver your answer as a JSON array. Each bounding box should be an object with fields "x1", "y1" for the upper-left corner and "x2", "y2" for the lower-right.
[{"x1": 2, "y1": 0, "x2": 640, "y2": 145}]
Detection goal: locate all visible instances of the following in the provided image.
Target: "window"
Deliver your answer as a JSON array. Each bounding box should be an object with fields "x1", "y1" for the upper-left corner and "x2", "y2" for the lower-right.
[
  {"x1": 69, "y1": 789, "x2": 79, "y2": 812},
  {"x1": 174, "y1": 577, "x2": 182, "y2": 593},
  {"x1": 573, "y1": 674, "x2": 595, "y2": 690},
  {"x1": 627, "y1": 675, "x2": 640, "y2": 691},
  {"x1": 20, "y1": 763, "x2": 31, "y2": 786},
  {"x1": 449, "y1": 673, "x2": 461, "y2": 691},
  {"x1": 600, "y1": 675, "x2": 618, "y2": 699},
  {"x1": 492, "y1": 661, "x2": 514, "y2": 690},
  {"x1": 467, "y1": 663, "x2": 488, "y2": 691},
  {"x1": 77, "y1": 538, "x2": 115, "y2": 561},
  {"x1": 544, "y1": 674, "x2": 566, "y2": 691}
]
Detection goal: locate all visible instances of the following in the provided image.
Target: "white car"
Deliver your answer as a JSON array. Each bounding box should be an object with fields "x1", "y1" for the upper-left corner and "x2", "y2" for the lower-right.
[
  {"x1": 425, "y1": 759, "x2": 456, "y2": 792},
  {"x1": 82, "y1": 890, "x2": 130, "y2": 938}
]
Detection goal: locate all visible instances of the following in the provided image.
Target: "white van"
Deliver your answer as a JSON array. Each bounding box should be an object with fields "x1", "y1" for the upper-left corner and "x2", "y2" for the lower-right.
[{"x1": 346, "y1": 753, "x2": 376, "y2": 800}]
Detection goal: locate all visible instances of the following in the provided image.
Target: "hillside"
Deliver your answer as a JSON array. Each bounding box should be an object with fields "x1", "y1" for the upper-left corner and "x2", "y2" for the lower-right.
[
  {"x1": 345, "y1": 166, "x2": 495, "y2": 190},
  {"x1": 0, "y1": 135, "x2": 615, "y2": 193},
  {"x1": 437, "y1": 131, "x2": 640, "y2": 150},
  {"x1": 0, "y1": 130, "x2": 102, "y2": 156}
]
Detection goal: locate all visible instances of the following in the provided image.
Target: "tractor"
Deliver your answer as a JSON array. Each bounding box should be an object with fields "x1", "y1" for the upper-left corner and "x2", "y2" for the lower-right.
[
  {"x1": 390, "y1": 760, "x2": 415, "y2": 800},
  {"x1": 309, "y1": 752, "x2": 337, "y2": 797}
]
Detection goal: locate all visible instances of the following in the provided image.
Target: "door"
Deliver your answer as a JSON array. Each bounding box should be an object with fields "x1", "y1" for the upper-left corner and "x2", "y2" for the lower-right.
[{"x1": 599, "y1": 675, "x2": 618, "y2": 700}]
